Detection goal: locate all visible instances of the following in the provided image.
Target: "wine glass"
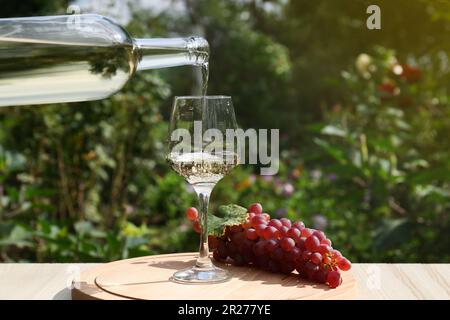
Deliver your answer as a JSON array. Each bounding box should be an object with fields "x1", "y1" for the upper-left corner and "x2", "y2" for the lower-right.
[{"x1": 167, "y1": 96, "x2": 239, "y2": 284}]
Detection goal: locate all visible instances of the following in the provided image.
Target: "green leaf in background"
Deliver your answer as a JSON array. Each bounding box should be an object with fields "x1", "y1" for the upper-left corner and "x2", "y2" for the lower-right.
[
  {"x1": 373, "y1": 218, "x2": 413, "y2": 251},
  {"x1": 207, "y1": 204, "x2": 248, "y2": 237}
]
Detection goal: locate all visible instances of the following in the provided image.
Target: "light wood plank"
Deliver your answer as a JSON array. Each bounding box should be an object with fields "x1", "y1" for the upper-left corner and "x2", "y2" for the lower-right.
[{"x1": 0, "y1": 259, "x2": 448, "y2": 300}]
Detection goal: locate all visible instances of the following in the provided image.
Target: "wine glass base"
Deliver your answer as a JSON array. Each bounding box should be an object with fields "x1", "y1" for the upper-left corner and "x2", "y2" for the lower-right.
[{"x1": 170, "y1": 265, "x2": 231, "y2": 284}]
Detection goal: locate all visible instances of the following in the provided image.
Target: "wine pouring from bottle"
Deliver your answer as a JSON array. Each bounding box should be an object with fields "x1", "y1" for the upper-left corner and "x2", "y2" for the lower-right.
[{"x1": 0, "y1": 14, "x2": 209, "y2": 107}]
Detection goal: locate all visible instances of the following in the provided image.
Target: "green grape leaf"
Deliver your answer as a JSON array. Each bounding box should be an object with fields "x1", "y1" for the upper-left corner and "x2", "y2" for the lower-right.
[{"x1": 208, "y1": 204, "x2": 248, "y2": 237}]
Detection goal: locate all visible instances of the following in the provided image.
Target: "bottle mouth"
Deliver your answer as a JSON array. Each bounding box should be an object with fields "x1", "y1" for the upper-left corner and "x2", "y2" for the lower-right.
[{"x1": 187, "y1": 37, "x2": 210, "y2": 55}]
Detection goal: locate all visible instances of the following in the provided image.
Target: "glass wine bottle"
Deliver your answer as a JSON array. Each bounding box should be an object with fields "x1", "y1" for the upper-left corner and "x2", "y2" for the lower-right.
[{"x1": 0, "y1": 14, "x2": 209, "y2": 107}]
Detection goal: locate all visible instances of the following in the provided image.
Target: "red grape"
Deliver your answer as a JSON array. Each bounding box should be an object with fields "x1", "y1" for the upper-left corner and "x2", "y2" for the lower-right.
[
  {"x1": 213, "y1": 250, "x2": 222, "y2": 261},
  {"x1": 268, "y1": 219, "x2": 283, "y2": 229},
  {"x1": 265, "y1": 239, "x2": 279, "y2": 252},
  {"x1": 317, "y1": 244, "x2": 332, "y2": 256},
  {"x1": 312, "y1": 230, "x2": 326, "y2": 241},
  {"x1": 280, "y1": 218, "x2": 292, "y2": 228},
  {"x1": 251, "y1": 215, "x2": 267, "y2": 227},
  {"x1": 186, "y1": 207, "x2": 198, "y2": 221},
  {"x1": 263, "y1": 226, "x2": 279, "y2": 240},
  {"x1": 301, "y1": 228, "x2": 313, "y2": 237},
  {"x1": 296, "y1": 237, "x2": 306, "y2": 250},
  {"x1": 245, "y1": 228, "x2": 258, "y2": 240},
  {"x1": 261, "y1": 213, "x2": 270, "y2": 222},
  {"x1": 248, "y1": 203, "x2": 263, "y2": 215},
  {"x1": 255, "y1": 224, "x2": 267, "y2": 237},
  {"x1": 193, "y1": 221, "x2": 201, "y2": 233},
  {"x1": 268, "y1": 260, "x2": 281, "y2": 273},
  {"x1": 280, "y1": 237, "x2": 295, "y2": 252},
  {"x1": 293, "y1": 221, "x2": 305, "y2": 230},
  {"x1": 217, "y1": 240, "x2": 228, "y2": 259},
  {"x1": 310, "y1": 252, "x2": 323, "y2": 265},
  {"x1": 208, "y1": 235, "x2": 218, "y2": 249},
  {"x1": 321, "y1": 238, "x2": 332, "y2": 246},
  {"x1": 279, "y1": 226, "x2": 290, "y2": 237},
  {"x1": 271, "y1": 247, "x2": 285, "y2": 261},
  {"x1": 305, "y1": 261, "x2": 319, "y2": 279},
  {"x1": 302, "y1": 250, "x2": 312, "y2": 261},
  {"x1": 337, "y1": 257, "x2": 352, "y2": 271},
  {"x1": 286, "y1": 227, "x2": 301, "y2": 242},
  {"x1": 285, "y1": 247, "x2": 301, "y2": 262},
  {"x1": 305, "y1": 235, "x2": 320, "y2": 251},
  {"x1": 327, "y1": 270, "x2": 342, "y2": 288},
  {"x1": 314, "y1": 269, "x2": 328, "y2": 283},
  {"x1": 253, "y1": 240, "x2": 267, "y2": 256}
]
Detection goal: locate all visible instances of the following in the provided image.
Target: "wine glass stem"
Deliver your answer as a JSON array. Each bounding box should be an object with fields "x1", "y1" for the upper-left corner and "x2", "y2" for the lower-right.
[{"x1": 196, "y1": 191, "x2": 213, "y2": 269}]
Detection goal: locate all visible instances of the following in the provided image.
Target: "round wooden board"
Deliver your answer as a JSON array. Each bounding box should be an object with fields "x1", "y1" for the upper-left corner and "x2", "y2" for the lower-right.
[{"x1": 72, "y1": 253, "x2": 357, "y2": 300}]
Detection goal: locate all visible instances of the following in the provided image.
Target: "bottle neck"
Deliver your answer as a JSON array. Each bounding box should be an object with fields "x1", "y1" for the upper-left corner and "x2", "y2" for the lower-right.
[{"x1": 134, "y1": 37, "x2": 209, "y2": 71}]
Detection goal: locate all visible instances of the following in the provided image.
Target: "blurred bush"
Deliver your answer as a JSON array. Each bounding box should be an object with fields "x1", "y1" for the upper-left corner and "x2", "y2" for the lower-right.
[{"x1": 0, "y1": 0, "x2": 449, "y2": 262}]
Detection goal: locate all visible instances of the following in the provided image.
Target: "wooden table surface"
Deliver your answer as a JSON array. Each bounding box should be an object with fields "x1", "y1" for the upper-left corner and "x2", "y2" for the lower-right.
[{"x1": 0, "y1": 263, "x2": 448, "y2": 300}]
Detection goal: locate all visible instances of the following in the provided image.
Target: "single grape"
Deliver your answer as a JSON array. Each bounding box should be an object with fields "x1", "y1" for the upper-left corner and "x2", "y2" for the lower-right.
[
  {"x1": 255, "y1": 224, "x2": 267, "y2": 237},
  {"x1": 305, "y1": 261, "x2": 320, "y2": 279},
  {"x1": 301, "y1": 228, "x2": 313, "y2": 237},
  {"x1": 301, "y1": 250, "x2": 312, "y2": 261},
  {"x1": 245, "y1": 228, "x2": 258, "y2": 240},
  {"x1": 327, "y1": 270, "x2": 342, "y2": 288},
  {"x1": 296, "y1": 261, "x2": 307, "y2": 278},
  {"x1": 208, "y1": 235, "x2": 218, "y2": 249},
  {"x1": 233, "y1": 254, "x2": 245, "y2": 266},
  {"x1": 312, "y1": 230, "x2": 326, "y2": 241},
  {"x1": 321, "y1": 238, "x2": 332, "y2": 246},
  {"x1": 265, "y1": 239, "x2": 279, "y2": 252},
  {"x1": 262, "y1": 213, "x2": 270, "y2": 222},
  {"x1": 231, "y1": 231, "x2": 245, "y2": 244},
  {"x1": 305, "y1": 235, "x2": 320, "y2": 251},
  {"x1": 293, "y1": 221, "x2": 305, "y2": 230},
  {"x1": 296, "y1": 237, "x2": 306, "y2": 250},
  {"x1": 317, "y1": 244, "x2": 332, "y2": 256},
  {"x1": 217, "y1": 240, "x2": 228, "y2": 259},
  {"x1": 333, "y1": 249, "x2": 343, "y2": 258},
  {"x1": 253, "y1": 240, "x2": 266, "y2": 256},
  {"x1": 213, "y1": 250, "x2": 222, "y2": 261},
  {"x1": 254, "y1": 255, "x2": 270, "y2": 270},
  {"x1": 268, "y1": 260, "x2": 281, "y2": 273},
  {"x1": 285, "y1": 247, "x2": 301, "y2": 262},
  {"x1": 280, "y1": 237, "x2": 295, "y2": 252},
  {"x1": 268, "y1": 219, "x2": 283, "y2": 229},
  {"x1": 279, "y1": 226, "x2": 290, "y2": 237},
  {"x1": 193, "y1": 221, "x2": 201, "y2": 233},
  {"x1": 263, "y1": 226, "x2": 279, "y2": 240},
  {"x1": 239, "y1": 239, "x2": 254, "y2": 253},
  {"x1": 186, "y1": 207, "x2": 198, "y2": 221},
  {"x1": 271, "y1": 247, "x2": 285, "y2": 261},
  {"x1": 286, "y1": 227, "x2": 301, "y2": 242},
  {"x1": 227, "y1": 242, "x2": 238, "y2": 256},
  {"x1": 280, "y1": 218, "x2": 292, "y2": 228},
  {"x1": 337, "y1": 257, "x2": 352, "y2": 271},
  {"x1": 251, "y1": 215, "x2": 267, "y2": 227},
  {"x1": 314, "y1": 269, "x2": 328, "y2": 284},
  {"x1": 248, "y1": 203, "x2": 263, "y2": 215},
  {"x1": 310, "y1": 252, "x2": 323, "y2": 265}
]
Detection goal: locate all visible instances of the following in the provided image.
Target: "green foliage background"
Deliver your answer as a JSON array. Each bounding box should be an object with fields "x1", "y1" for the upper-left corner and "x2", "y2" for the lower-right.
[{"x1": 0, "y1": 0, "x2": 449, "y2": 263}]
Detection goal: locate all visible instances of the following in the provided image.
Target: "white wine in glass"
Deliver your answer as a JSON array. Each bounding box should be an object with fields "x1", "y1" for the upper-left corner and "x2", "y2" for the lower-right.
[{"x1": 167, "y1": 96, "x2": 239, "y2": 284}]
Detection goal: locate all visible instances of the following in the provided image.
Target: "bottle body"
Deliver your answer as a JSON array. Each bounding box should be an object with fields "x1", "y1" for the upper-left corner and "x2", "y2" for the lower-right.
[{"x1": 0, "y1": 14, "x2": 208, "y2": 107}]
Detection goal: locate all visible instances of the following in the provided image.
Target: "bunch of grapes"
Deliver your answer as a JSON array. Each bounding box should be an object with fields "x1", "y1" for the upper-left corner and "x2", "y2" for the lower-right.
[{"x1": 186, "y1": 203, "x2": 351, "y2": 289}]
